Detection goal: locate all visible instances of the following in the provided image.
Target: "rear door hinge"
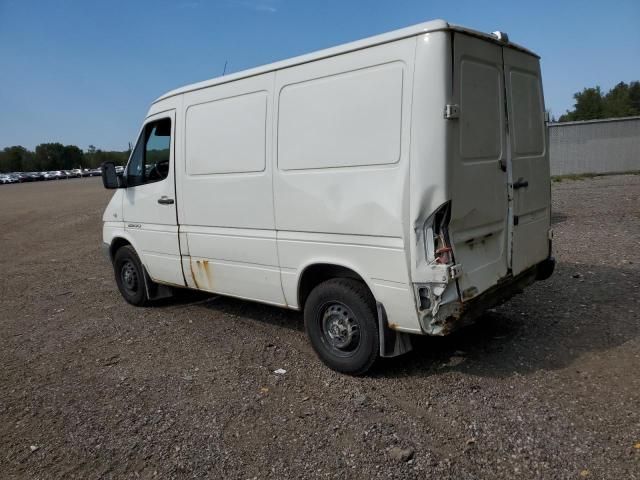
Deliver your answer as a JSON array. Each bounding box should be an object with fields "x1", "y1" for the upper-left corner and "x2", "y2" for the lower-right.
[{"x1": 444, "y1": 104, "x2": 460, "y2": 119}]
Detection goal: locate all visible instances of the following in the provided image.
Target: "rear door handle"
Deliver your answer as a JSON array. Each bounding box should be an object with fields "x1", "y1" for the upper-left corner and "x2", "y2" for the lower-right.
[
  {"x1": 513, "y1": 178, "x2": 529, "y2": 189},
  {"x1": 157, "y1": 197, "x2": 175, "y2": 205}
]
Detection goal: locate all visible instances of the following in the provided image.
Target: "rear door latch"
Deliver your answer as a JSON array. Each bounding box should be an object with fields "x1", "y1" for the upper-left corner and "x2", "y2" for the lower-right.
[{"x1": 513, "y1": 178, "x2": 529, "y2": 189}]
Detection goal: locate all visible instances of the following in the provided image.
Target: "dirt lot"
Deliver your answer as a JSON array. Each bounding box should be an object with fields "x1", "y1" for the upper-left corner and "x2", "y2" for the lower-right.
[{"x1": 1, "y1": 175, "x2": 639, "y2": 479}]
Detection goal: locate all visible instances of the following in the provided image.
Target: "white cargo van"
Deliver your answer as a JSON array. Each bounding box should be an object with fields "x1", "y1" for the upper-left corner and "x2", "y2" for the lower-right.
[{"x1": 101, "y1": 20, "x2": 555, "y2": 375}]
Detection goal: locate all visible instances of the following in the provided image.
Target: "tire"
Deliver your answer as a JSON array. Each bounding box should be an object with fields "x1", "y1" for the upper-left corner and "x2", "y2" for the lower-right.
[
  {"x1": 113, "y1": 245, "x2": 150, "y2": 306},
  {"x1": 304, "y1": 278, "x2": 379, "y2": 375}
]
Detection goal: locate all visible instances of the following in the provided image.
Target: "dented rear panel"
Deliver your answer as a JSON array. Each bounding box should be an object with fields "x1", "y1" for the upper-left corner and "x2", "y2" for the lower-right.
[{"x1": 408, "y1": 30, "x2": 551, "y2": 335}]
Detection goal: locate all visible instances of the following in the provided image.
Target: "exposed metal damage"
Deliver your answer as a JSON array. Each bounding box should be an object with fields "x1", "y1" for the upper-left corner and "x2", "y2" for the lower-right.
[
  {"x1": 412, "y1": 199, "x2": 470, "y2": 335},
  {"x1": 414, "y1": 276, "x2": 464, "y2": 336}
]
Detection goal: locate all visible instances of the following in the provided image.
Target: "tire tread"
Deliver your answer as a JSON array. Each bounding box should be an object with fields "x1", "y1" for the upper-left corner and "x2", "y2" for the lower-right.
[{"x1": 304, "y1": 277, "x2": 379, "y2": 375}]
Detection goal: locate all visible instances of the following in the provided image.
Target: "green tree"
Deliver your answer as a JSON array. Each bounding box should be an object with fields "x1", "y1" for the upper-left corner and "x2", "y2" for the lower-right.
[
  {"x1": 62, "y1": 145, "x2": 84, "y2": 169},
  {"x1": 83, "y1": 147, "x2": 129, "y2": 168},
  {"x1": 35, "y1": 143, "x2": 66, "y2": 171},
  {"x1": 0, "y1": 146, "x2": 32, "y2": 172},
  {"x1": 559, "y1": 86, "x2": 604, "y2": 122},
  {"x1": 628, "y1": 81, "x2": 640, "y2": 114},
  {"x1": 560, "y1": 81, "x2": 640, "y2": 122},
  {"x1": 0, "y1": 143, "x2": 130, "y2": 172},
  {"x1": 603, "y1": 82, "x2": 634, "y2": 118}
]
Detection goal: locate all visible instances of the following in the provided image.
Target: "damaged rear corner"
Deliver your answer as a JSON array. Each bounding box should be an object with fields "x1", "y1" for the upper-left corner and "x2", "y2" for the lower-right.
[
  {"x1": 415, "y1": 263, "x2": 540, "y2": 336},
  {"x1": 413, "y1": 265, "x2": 465, "y2": 335},
  {"x1": 411, "y1": 200, "x2": 468, "y2": 335}
]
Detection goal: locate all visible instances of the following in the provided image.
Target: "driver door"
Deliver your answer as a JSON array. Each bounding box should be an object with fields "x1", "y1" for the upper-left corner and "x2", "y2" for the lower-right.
[{"x1": 123, "y1": 109, "x2": 184, "y2": 286}]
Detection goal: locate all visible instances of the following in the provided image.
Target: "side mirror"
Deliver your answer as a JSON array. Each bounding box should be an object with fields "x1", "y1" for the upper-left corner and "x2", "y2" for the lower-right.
[{"x1": 101, "y1": 162, "x2": 123, "y2": 189}]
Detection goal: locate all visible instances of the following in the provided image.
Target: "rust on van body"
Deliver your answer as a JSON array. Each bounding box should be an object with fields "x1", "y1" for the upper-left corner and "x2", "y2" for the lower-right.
[
  {"x1": 189, "y1": 259, "x2": 200, "y2": 289},
  {"x1": 191, "y1": 259, "x2": 214, "y2": 290}
]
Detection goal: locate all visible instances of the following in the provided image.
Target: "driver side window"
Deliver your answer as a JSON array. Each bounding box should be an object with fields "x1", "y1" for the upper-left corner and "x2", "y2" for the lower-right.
[{"x1": 126, "y1": 117, "x2": 171, "y2": 187}]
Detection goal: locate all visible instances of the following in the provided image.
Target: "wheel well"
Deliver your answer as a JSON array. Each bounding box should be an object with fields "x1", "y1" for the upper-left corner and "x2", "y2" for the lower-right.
[
  {"x1": 109, "y1": 237, "x2": 131, "y2": 261},
  {"x1": 298, "y1": 264, "x2": 371, "y2": 310}
]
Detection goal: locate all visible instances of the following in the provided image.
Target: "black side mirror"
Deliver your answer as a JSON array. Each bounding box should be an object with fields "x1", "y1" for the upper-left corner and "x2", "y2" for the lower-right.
[{"x1": 101, "y1": 162, "x2": 123, "y2": 189}]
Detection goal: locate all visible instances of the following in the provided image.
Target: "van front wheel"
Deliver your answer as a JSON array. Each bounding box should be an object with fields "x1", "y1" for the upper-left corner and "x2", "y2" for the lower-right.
[
  {"x1": 113, "y1": 245, "x2": 150, "y2": 307},
  {"x1": 304, "y1": 278, "x2": 379, "y2": 375}
]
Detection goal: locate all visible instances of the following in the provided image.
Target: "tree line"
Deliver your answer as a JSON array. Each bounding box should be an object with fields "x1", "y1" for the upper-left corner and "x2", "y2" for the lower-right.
[
  {"x1": 0, "y1": 144, "x2": 130, "y2": 173},
  {"x1": 558, "y1": 81, "x2": 640, "y2": 122}
]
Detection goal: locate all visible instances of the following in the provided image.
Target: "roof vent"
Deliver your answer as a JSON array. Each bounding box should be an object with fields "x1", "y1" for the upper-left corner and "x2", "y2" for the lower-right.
[{"x1": 491, "y1": 31, "x2": 509, "y2": 43}]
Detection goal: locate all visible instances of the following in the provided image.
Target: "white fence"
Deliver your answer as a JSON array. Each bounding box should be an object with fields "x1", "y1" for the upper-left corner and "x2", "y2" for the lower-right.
[{"x1": 548, "y1": 116, "x2": 640, "y2": 176}]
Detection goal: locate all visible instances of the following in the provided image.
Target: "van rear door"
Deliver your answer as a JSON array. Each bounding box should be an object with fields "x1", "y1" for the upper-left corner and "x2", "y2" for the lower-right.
[
  {"x1": 449, "y1": 33, "x2": 550, "y2": 300},
  {"x1": 448, "y1": 33, "x2": 510, "y2": 300},
  {"x1": 503, "y1": 48, "x2": 550, "y2": 275}
]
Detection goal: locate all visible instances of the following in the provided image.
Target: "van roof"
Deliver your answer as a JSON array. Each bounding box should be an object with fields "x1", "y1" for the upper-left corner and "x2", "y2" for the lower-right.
[{"x1": 154, "y1": 19, "x2": 538, "y2": 104}]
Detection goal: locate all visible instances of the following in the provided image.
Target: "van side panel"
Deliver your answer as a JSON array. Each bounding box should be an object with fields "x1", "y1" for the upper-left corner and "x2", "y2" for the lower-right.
[
  {"x1": 273, "y1": 37, "x2": 421, "y2": 332},
  {"x1": 177, "y1": 73, "x2": 287, "y2": 305},
  {"x1": 408, "y1": 31, "x2": 453, "y2": 284},
  {"x1": 278, "y1": 62, "x2": 403, "y2": 171}
]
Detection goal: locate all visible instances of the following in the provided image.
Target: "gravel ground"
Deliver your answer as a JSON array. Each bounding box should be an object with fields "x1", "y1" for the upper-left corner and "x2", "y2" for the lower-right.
[{"x1": 0, "y1": 175, "x2": 639, "y2": 479}]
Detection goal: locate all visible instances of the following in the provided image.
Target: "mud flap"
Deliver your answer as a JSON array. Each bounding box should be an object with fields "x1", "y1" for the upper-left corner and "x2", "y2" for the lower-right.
[
  {"x1": 142, "y1": 266, "x2": 174, "y2": 301},
  {"x1": 377, "y1": 303, "x2": 413, "y2": 358},
  {"x1": 535, "y1": 256, "x2": 555, "y2": 281}
]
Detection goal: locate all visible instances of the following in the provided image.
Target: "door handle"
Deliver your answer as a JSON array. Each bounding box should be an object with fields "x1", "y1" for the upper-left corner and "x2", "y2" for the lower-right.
[
  {"x1": 157, "y1": 197, "x2": 175, "y2": 205},
  {"x1": 512, "y1": 178, "x2": 529, "y2": 189},
  {"x1": 498, "y1": 159, "x2": 507, "y2": 172}
]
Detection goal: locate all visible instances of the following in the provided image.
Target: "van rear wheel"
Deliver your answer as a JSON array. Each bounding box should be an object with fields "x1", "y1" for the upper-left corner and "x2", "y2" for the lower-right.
[
  {"x1": 304, "y1": 278, "x2": 379, "y2": 375},
  {"x1": 113, "y1": 245, "x2": 150, "y2": 307}
]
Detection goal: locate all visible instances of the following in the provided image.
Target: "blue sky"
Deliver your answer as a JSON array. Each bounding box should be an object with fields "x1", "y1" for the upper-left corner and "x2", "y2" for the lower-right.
[{"x1": 1, "y1": 0, "x2": 638, "y2": 151}]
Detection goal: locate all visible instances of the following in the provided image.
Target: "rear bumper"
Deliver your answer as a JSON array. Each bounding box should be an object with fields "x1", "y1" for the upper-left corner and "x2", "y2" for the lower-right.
[{"x1": 418, "y1": 257, "x2": 554, "y2": 336}]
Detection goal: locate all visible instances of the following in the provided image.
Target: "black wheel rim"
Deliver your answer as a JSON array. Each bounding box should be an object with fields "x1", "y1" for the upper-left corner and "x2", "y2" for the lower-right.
[
  {"x1": 120, "y1": 260, "x2": 139, "y2": 296},
  {"x1": 319, "y1": 301, "x2": 361, "y2": 357}
]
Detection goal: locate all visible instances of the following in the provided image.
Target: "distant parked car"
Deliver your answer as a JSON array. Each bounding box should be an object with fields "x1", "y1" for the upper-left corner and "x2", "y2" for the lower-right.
[
  {"x1": 89, "y1": 168, "x2": 102, "y2": 177},
  {"x1": 27, "y1": 172, "x2": 44, "y2": 181},
  {"x1": 53, "y1": 171, "x2": 67, "y2": 180},
  {"x1": 0, "y1": 174, "x2": 19, "y2": 184},
  {"x1": 43, "y1": 171, "x2": 56, "y2": 180}
]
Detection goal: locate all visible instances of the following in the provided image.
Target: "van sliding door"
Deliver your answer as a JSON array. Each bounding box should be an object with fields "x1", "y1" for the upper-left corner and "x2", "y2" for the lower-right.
[{"x1": 448, "y1": 34, "x2": 510, "y2": 300}]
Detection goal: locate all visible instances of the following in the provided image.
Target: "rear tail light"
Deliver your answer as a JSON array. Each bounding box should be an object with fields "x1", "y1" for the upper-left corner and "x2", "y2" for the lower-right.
[{"x1": 424, "y1": 201, "x2": 452, "y2": 264}]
